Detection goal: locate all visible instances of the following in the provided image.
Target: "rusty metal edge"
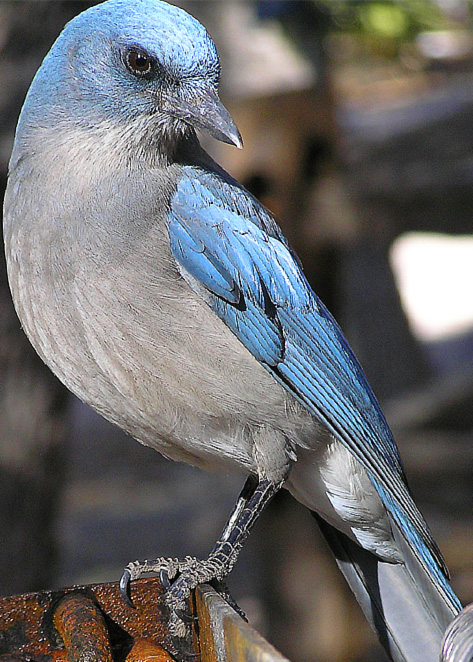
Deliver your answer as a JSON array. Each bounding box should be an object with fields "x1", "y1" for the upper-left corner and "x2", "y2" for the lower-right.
[{"x1": 195, "y1": 585, "x2": 290, "y2": 662}]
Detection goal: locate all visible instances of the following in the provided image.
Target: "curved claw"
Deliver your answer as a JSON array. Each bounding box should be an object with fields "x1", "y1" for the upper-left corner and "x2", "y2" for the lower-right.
[
  {"x1": 120, "y1": 568, "x2": 135, "y2": 608},
  {"x1": 170, "y1": 636, "x2": 199, "y2": 659},
  {"x1": 210, "y1": 579, "x2": 247, "y2": 621},
  {"x1": 160, "y1": 567, "x2": 172, "y2": 591},
  {"x1": 174, "y1": 608, "x2": 198, "y2": 624}
]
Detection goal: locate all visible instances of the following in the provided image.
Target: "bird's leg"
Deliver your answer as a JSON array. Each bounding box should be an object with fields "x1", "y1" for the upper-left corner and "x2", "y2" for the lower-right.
[{"x1": 120, "y1": 475, "x2": 281, "y2": 637}]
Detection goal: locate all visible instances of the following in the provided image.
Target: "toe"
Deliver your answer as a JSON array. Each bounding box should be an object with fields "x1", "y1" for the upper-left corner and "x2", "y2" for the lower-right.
[{"x1": 119, "y1": 568, "x2": 134, "y2": 608}]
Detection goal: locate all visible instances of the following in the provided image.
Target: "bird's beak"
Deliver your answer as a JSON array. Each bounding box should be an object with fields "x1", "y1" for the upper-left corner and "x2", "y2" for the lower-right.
[{"x1": 163, "y1": 85, "x2": 243, "y2": 149}]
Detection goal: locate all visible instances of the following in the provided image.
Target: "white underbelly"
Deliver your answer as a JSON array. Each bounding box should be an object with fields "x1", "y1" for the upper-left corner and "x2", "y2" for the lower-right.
[{"x1": 286, "y1": 437, "x2": 402, "y2": 562}]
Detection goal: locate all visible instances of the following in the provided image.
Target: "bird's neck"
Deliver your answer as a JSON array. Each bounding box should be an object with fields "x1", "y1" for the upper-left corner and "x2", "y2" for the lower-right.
[{"x1": 11, "y1": 113, "x2": 195, "y2": 180}]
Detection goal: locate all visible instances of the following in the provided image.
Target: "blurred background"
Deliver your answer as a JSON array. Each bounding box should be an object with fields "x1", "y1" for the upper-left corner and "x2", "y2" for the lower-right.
[{"x1": 1, "y1": 1, "x2": 473, "y2": 661}]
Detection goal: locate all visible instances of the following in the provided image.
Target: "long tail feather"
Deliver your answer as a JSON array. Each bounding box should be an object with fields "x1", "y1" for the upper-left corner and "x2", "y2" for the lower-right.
[{"x1": 314, "y1": 514, "x2": 460, "y2": 662}]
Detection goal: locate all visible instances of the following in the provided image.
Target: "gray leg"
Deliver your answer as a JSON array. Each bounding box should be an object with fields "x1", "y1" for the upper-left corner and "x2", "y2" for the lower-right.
[{"x1": 120, "y1": 475, "x2": 281, "y2": 637}]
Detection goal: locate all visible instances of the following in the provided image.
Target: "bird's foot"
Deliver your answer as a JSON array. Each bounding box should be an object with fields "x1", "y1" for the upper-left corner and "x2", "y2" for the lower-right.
[
  {"x1": 119, "y1": 477, "x2": 277, "y2": 644},
  {"x1": 120, "y1": 550, "x2": 235, "y2": 639}
]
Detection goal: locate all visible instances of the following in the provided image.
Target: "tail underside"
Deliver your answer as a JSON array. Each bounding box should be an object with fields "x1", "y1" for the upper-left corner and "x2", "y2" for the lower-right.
[{"x1": 314, "y1": 514, "x2": 460, "y2": 662}]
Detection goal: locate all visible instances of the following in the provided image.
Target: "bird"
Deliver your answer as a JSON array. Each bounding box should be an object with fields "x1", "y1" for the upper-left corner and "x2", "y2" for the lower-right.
[{"x1": 3, "y1": 0, "x2": 461, "y2": 660}]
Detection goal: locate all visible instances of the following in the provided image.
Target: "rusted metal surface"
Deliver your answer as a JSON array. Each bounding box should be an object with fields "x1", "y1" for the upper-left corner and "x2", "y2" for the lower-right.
[
  {"x1": 53, "y1": 594, "x2": 113, "y2": 662},
  {"x1": 0, "y1": 580, "x2": 288, "y2": 662},
  {"x1": 124, "y1": 638, "x2": 176, "y2": 662},
  {"x1": 0, "y1": 578, "x2": 183, "y2": 662}
]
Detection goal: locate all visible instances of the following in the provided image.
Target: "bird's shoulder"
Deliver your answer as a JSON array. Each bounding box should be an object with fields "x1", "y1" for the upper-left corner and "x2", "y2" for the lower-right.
[
  {"x1": 169, "y1": 162, "x2": 314, "y2": 316},
  {"x1": 173, "y1": 163, "x2": 288, "y2": 245}
]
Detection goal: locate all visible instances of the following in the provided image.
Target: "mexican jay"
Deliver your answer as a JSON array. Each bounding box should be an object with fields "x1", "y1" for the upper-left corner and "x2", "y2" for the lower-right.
[{"x1": 3, "y1": 1, "x2": 461, "y2": 659}]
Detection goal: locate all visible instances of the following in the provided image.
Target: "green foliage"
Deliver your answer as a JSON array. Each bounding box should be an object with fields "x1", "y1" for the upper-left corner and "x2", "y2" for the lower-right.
[
  {"x1": 323, "y1": 0, "x2": 455, "y2": 33},
  {"x1": 317, "y1": 0, "x2": 468, "y2": 57}
]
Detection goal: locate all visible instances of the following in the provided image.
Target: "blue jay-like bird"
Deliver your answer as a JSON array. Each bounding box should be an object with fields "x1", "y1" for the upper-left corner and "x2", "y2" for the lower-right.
[{"x1": 3, "y1": 1, "x2": 461, "y2": 659}]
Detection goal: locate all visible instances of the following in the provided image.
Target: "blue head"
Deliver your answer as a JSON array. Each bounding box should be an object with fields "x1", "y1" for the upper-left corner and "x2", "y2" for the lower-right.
[{"x1": 18, "y1": 0, "x2": 241, "y2": 156}]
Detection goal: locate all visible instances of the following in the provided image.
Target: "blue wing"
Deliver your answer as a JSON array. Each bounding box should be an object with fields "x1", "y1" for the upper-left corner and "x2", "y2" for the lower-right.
[{"x1": 168, "y1": 165, "x2": 456, "y2": 604}]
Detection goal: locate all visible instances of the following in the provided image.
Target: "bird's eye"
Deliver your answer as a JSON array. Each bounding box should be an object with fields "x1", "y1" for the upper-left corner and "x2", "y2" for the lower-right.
[{"x1": 124, "y1": 49, "x2": 154, "y2": 77}]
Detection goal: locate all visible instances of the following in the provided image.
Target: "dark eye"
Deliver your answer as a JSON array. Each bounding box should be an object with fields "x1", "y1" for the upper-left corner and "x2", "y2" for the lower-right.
[{"x1": 124, "y1": 48, "x2": 154, "y2": 77}]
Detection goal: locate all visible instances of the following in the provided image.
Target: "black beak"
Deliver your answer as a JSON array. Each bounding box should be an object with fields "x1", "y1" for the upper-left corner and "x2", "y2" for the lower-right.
[{"x1": 163, "y1": 85, "x2": 242, "y2": 149}]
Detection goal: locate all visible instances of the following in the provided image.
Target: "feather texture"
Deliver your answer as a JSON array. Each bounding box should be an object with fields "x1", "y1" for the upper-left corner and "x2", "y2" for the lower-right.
[{"x1": 169, "y1": 165, "x2": 461, "y2": 617}]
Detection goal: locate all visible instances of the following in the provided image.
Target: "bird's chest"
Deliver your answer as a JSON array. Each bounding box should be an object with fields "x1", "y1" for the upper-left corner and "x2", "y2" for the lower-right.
[
  {"x1": 6, "y1": 194, "x2": 266, "y2": 464},
  {"x1": 4, "y1": 159, "x2": 311, "y2": 476}
]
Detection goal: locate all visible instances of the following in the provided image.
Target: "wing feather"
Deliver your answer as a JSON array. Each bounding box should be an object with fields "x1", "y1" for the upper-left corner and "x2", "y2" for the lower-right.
[{"x1": 168, "y1": 166, "x2": 455, "y2": 600}]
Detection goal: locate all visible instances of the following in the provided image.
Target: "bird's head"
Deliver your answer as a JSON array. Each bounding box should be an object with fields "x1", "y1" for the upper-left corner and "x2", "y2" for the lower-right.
[{"x1": 20, "y1": 0, "x2": 242, "y2": 159}]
